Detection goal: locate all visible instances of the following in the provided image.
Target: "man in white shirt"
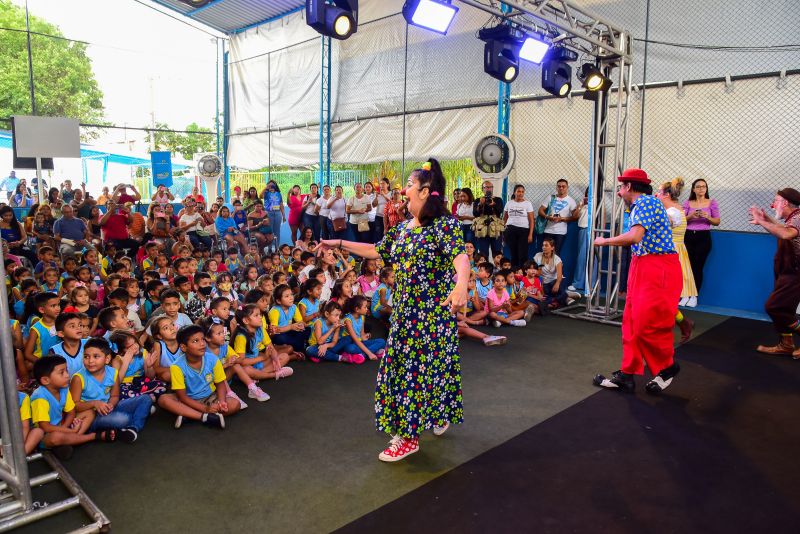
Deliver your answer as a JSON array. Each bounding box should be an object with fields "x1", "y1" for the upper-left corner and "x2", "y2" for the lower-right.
[{"x1": 538, "y1": 178, "x2": 578, "y2": 255}]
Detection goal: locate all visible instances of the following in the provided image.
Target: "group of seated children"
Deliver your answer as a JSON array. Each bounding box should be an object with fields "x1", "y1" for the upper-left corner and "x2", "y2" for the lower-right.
[{"x1": 9, "y1": 222, "x2": 557, "y2": 459}]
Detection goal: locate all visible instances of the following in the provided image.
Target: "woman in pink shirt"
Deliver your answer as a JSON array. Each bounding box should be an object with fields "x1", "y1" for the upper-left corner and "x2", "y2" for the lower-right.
[
  {"x1": 287, "y1": 185, "x2": 305, "y2": 244},
  {"x1": 683, "y1": 178, "x2": 721, "y2": 298}
]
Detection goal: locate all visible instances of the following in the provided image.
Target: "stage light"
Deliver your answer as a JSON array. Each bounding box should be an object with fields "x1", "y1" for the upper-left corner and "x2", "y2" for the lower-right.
[
  {"x1": 306, "y1": 0, "x2": 359, "y2": 40},
  {"x1": 483, "y1": 39, "x2": 519, "y2": 82},
  {"x1": 519, "y1": 36, "x2": 550, "y2": 63},
  {"x1": 402, "y1": 0, "x2": 458, "y2": 35},
  {"x1": 542, "y1": 60, "x2": 571, "y2": 96},
  {"x1": 578, "y1": 63, "x2": 612, "y2": 91},
  {"x1": 478, "y1": 24, "x2": 522, "y2": 83},
  {"x1": 541, "y1": 47, "x2": 577, "y2": 97}
]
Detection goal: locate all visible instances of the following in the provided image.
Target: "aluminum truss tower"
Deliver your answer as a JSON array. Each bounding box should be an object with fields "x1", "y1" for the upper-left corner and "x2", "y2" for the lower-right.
[
  {"x1": 456, "y1": 0, "x2": 634, "y2": 325},
  {"x1": 319, "y1": 35, "x2": 332, "y2": 187}
]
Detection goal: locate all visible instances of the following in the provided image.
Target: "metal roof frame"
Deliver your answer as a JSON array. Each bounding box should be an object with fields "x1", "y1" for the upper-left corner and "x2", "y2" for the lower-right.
[{"x1": 145, "y1": 0, "x2": 305, "y2": 36}]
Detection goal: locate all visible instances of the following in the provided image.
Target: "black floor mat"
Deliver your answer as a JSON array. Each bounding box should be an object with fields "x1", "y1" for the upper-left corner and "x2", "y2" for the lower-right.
[{"x1": 337, "y1": 317, "x2": 800, "y2": 534}]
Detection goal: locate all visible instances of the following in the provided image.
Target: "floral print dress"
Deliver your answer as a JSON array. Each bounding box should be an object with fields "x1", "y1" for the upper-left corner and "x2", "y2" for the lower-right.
[{"x1": 374, "y1": 216, "x2": 466, "y2": 438}]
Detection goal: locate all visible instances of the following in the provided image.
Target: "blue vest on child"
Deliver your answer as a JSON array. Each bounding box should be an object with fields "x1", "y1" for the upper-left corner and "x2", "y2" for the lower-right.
[
  {"x1": 121, "y1": 353, "x2": 146, "y2": 382},
  {"x1": 299, "y1": 298, "x2": 319, "y2": 323},
  {"x1": 30, "y1": 386, "x2": 69, "y2": 426},
  {"x1": 271, "y1": 305, "x2": 297, "y2": 327},
  {"x1": 371, "y1": 284, "x2": 391, "y2": 317},
  {"x1": 31, "y1": 320, "x2": 58, "y2": 358},
  {"x1": 309, "y1": 319, "x2": 335, "y2": 346},
  {"x1": 234, "y1": 328, "x2": 264, "y2": 369},
  {"x1": 343, "y1": 314, "x2": 363, "y2": 339},
  {"x1": 76, "y1": 366, "x2": 118, "y2": 403},
  {"x1": 49, "y1": 339, "x2": 87, "y2": 376},
  {"x1": 172, "y1": 354, "x2": 219, "y2": 400},
  {"x1": 159, "y1": 340, "x2": 183, "y2": 368}
]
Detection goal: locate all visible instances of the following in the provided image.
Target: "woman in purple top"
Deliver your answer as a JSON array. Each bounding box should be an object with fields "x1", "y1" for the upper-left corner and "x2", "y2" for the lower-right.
[{"x1": 683, "y1": 179, "x2": 721, "y2": 302}]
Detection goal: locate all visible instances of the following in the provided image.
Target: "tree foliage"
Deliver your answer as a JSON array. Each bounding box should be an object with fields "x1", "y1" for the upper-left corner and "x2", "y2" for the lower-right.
[
  {"x1": 0, "y1": 0, "x2": 104, "y2": 123},
  {"x1": 144, "y1": 121, "x2": 216, "y2": 160}
]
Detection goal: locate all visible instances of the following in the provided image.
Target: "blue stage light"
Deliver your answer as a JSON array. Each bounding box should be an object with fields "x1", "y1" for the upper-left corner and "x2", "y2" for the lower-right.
[
  {"x1": 402, "y1": 0, "x2": 459, "y2": 35},
  {"x1": 519, "y1": 36, "x2": 550, "y2": 63},
  {"x1": 306, "y1": 0, "x2": 359, "y2": 40}
]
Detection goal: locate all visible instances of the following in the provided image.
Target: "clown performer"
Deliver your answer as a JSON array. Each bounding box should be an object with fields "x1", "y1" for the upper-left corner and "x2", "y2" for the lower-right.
[
  {"x1": 316, "y1": 158, "x2": 469, "y2": 462},
  {"x1": 748, "y1": 188, "x2": 800, "y2": 358},
  {"x1": 592, "y1": 168, "x2": 683, "y2": 394}
]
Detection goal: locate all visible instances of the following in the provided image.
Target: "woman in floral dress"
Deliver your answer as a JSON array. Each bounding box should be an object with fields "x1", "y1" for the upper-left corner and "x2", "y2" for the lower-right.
[{"x1": 316, "y1": 159, "x2": 470, "y2": 462}]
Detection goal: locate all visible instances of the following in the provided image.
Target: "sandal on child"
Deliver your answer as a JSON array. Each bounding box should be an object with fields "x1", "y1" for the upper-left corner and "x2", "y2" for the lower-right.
[{"x1": 95, "y1": 430, "x2": 117, "y2": 443}]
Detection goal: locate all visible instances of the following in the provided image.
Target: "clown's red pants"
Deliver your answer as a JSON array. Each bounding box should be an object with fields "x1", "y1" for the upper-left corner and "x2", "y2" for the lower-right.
[{"x1": 621, "y1": 254, "x2": 682, "y2": 376}]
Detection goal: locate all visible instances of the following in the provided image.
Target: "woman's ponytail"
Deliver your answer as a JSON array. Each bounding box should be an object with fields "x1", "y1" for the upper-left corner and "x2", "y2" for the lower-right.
[{"x1": 416, "y1": 157, "x2": 448, "y2": 226}]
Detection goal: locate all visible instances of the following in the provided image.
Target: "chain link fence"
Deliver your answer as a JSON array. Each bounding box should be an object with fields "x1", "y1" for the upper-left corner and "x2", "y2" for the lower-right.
[{"x1": 226, "y1": 0, "x2": 799, "y2": 235}]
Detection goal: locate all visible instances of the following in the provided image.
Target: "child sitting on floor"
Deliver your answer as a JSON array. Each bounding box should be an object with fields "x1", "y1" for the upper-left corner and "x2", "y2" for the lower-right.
[
  {"x1": 342, "y1": 296, "x2": 386, "y2": 361},
  {"x1": 486, "y1": 272, "x2": 526, "y2": 328}
]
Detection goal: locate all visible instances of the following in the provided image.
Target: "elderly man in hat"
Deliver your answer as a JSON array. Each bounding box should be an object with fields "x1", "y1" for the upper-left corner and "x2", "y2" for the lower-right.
[
  {"x1": 592, "y1": 168, "x2": 683, "y2": 394},
  {"x1": 749, "y1": 188, "x2": 800, "y2": 358}
]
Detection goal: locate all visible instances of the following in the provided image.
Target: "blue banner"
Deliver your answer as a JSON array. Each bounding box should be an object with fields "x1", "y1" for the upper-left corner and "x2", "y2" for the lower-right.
[{"x1": 151, "y1": 151, "x2": 173, "y2": 187}]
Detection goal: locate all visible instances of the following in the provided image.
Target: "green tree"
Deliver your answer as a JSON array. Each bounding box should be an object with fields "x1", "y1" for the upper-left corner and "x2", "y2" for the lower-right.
[
  {"x1": 0, "y1": 0, "x2": 104, "y2": 123},
  {"x1": 144, "y1": 121, "x2": 216, "y2": 160}
]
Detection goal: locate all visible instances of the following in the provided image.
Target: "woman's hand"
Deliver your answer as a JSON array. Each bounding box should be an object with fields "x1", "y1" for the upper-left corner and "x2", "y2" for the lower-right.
[
  {"x1": 593, "y1": 236, "x2": 606, "y2": 247},
  {"x1": 527, "y1": 233, "x2": 533, "y2": 243},
  {"x1": 444, "y1": 280, "x2": 469, "y2": 314},
  {"x1": 315, "y1": 239, "x2": 340, "y2": 256}
]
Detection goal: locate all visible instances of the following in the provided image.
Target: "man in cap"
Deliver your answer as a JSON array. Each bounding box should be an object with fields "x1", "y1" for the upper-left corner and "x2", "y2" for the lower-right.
[
  {"x1": 749, "y1": 188, "x2": 800, "y2": 358},
  {"x1": 592, "y1": 168, "x2": 683, "y2": 394}
]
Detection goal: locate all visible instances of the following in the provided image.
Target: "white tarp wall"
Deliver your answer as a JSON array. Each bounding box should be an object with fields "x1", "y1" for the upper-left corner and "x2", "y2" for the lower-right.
[{"x1": 227, "y1": 0, "x2": 800, "y2": 231}]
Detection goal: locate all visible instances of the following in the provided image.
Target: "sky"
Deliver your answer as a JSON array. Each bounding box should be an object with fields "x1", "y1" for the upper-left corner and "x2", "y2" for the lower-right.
[
  {"x1": 12, "y1": 0, "x2": 221, "y2": 131},
  {"x1": 3, "y1": 0, "x2": 223, "y2": 190}
]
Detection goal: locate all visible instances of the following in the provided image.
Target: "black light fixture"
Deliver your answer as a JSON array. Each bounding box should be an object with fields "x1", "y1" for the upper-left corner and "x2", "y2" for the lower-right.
[
  {"x1": 541, "y1": 47, "x2": 578, "y2": 97},
  {"x1": 577, "y1": 63, "x2": 612, "y2": 92},
  {"x1": 179, "y1": 0, "x2": 212, "y2": 7},
  {"x1": 306, "y1": 0, "x2": 359, "y2": 40},
  {"x1": 479, "y1": 24, "x2": 523, "y2": 83}
]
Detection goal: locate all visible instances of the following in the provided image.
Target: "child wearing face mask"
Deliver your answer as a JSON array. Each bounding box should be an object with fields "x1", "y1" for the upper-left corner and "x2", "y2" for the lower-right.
[
  {"x1": 212, "y1": 272, "x2": 240, "y2": 310},
  {"x1": 185, "y1": 272, "x2": 214, "y2": 322}
]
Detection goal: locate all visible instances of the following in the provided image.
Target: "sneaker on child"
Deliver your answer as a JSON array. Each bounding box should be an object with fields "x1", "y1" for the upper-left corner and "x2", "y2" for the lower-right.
[
  {"x1": 201, "y1": 413, "x2": 225, "y2": 429},
  {"x1": 482, "y1": 335, "x2": 507, "y2": 346},
  {"x1": 247, "y1": 384, "x2": 271, "y2": 402},
  {"x1": 510, "y1": 319, "x2": 526, "y2": 327}
]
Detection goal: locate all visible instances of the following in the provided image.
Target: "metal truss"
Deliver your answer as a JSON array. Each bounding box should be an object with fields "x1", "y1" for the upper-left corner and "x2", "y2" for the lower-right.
[
  {"x1": 456, "y1": 0, "x2": 634, "y2": 325},
  {"x1": 319, "y1": 35, "x2": 332, "y2": 187},
  {"x1": 457, "y1": 0, "x2": 631, "y2": 61}
]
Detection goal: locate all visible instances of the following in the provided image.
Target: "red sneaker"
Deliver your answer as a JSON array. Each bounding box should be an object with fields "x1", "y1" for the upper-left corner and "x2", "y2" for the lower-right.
[{"x1": 378, "y1": 436, "x2": 419, "y2": 462}]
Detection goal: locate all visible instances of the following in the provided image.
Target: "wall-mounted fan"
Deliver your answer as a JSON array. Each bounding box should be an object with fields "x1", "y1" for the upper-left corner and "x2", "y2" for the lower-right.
[
  {"x1": 196, "y1": 153, "x2": 223, "y2": 206},
  {"x1": 472, "y1": 133, "x2": 515, "y2": 180}
]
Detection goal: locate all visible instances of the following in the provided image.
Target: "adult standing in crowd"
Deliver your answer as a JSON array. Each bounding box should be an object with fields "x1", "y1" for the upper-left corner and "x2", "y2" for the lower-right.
[
  {"x1": 301, "y1": 183, "x2": 320, "y2": 241},
  {"x1": 0, "y1": 206, "x2": 36, "y2": 264},
  {"x1": 96, "y1": 186, "x2": 111, "y2": 206},
  {"x1": 568, "y1": 187, "x2": 590, "y2": 294},
  {"x1": 287, "y1": 185, "x2": 305, "y2": 244},
  {"x1": 112, "y1": 183, "x2": 142, "y2": 205},
  {"x1": 316, "y1": 184, "x2": 333, "y2": 241},
  {"x1": 243, "y1": 186, "x2": 259, "y2": 210},
  {"x1": 539, "y1": 178, "x2": 578, "y2": 255},
  {"x1": 316, "y1": 158, "x2": 469, "y2": 462},
  {"x1": 749, "y1": 188, "x2": 800, "y2": 357},
  {"x1": 71, "y1": 184, "x2": 96, "y2": 220},
  {"x1": 151, "y1": 185, "x2": 174, "y2": 207},
  {"x1": 346, "y1": 182, "x2": 372, "y2": 243},
  {"x1": 262, "y1": 180, "x2": 285, "y2": 246},
  {"x1": 455, "y1": 187, "x2": 475, "y2": 246},
  {"x1": 683, "y1": 178, "x2": 720, "y2": 305},
  {"x1": 1, "y1": 170, "x2": 20, "y2": 200},
  {"x1": 60, "y1": 180, "x2": 74, "y2": 204},
  {"x1": 473, "y1": 180, "x2": 504, "y2": 261},
  {"x1": 384, "y1": 188, "x2": 405, "y2": 229},
  {"x1": 53, "y1": 204, "x2": 89, "y2": 259},
  {"x1": 504, "y1": 185, "x2": 535, "y2": 269},
  {"x1": 100, "y1": 199, "x2": 139, "y2": 252},
  {"x1": 373, "y1": 178, "x2": 391, "y2": 242},
  {"x1": 364, "y1": 182, "x2": 378, "y2": 241},
  {"x1": 326, "y1": 185, "x2": 348, "y2": 240},
  {"x1": 592, "y1": 168, "x2": 682, "y2": 395}
]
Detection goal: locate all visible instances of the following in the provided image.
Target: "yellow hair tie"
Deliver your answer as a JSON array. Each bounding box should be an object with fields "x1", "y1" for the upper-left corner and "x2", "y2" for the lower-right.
[{"x1": 422, "y1": 162, "x2": 432, "y2": 171}]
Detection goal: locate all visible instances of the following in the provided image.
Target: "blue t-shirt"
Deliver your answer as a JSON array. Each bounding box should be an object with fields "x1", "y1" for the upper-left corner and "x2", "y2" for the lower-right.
[
  {"x1": 30, "y1": 386, "x2": 72, "y2": 426},
  {"x1": 232, "y1": 210, "x2": 247, "y2": 230},
  {"x1": 159, "y1": 340, "x2": 184, "y2": 368},
  {"x1": 170, "y1": 354, "x2": 224, "y2": 400},
  {"x1": 629, "y1": 195, "x2": 676, "y2": 257},
  {"x1": 264, "y1": 191, "x2": 282, "y2": 211},
  {"x1": 476, "y1": 279, "x2": 493, "y2": 301},
  {"x1": 342, "y1": 313, "x2": 363, "y2": 339},
  {"x1": 371, "y1": 284, "x2": 391, "y2": 317},
  {"x1": 299, "y1": 297, "x2": 320, "y2": 323},
  {"x1": 53, "y1": 217, "x2": 87, "y2": 241},
  {"x1": 75, "y1": 366, "x2": 118, "y2": 403},
  {"x1": 49, "y1": 339, "x2": 87, "y2": 376}
]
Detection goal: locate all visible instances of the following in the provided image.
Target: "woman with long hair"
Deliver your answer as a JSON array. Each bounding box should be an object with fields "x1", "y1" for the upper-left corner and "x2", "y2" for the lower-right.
[
  {"x1": 45, "y1": 187, "x2": 63, "y2": 219},
  {"x1": 301, "y1": 183, "x2": 320, "y2": 242},
  {"x1": 286, "y1": 185, "x2": 305, "y2": 244},
  {"x1": 503, "y1": 184, "x2": 535, "y2": 269},
  {"x1": 683, "y1": 178, "x2": 720, "y2": 300},
  {"x1": 0, "y1": 205, "x2": 36, "y2": 264},
  {"x1": 261, "y1": 180, "x2": 285, "y2": 247},
  {"x1": 316, "y1": 157, "x2": 469, "y2": 462},
  {"x1": 456, "y1": 187, "x2": 475, "y2": 246},
  {"x1": 10, "y1": 183, "x2": 32, "y2": 208},
  {"x1": 373, "y1": 178, "x2": 392, "y2": 242}
]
